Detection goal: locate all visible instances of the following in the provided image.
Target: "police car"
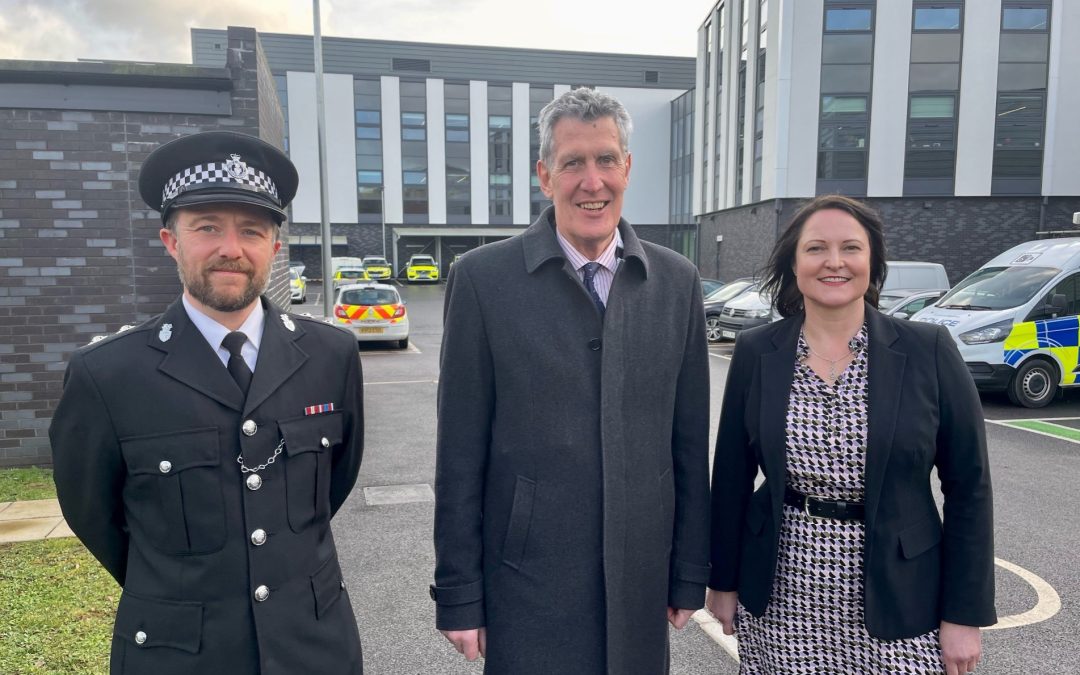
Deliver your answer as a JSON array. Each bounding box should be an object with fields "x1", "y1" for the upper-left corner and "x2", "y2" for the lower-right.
[
  {"x1": 289, "y1": 268, "x2": 307, "y2": 303},
  {"x1": 362, "y1": 256, "x2": 392, "y2": 280},
  {"x1": 912, "y1": 237, "x2": 1080, "y2": 407},
  {"x1": 405, "y1": 255, "x2": 439, "y2": 283},
  {"x1": 333, "y1": 282, "x2": 410, "y2": 349}
]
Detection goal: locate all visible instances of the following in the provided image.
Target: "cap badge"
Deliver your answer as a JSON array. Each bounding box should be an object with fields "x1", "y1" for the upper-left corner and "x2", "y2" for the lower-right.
[
  {"x1": 224, "y1": 154, "x2": 248, "y2": 180},
  {"x1": 158, "y1": 323, "x2": 173, "y2": 343},
  {"x1": 281, "y1": 314, "x2": 296, "y2": 332}
]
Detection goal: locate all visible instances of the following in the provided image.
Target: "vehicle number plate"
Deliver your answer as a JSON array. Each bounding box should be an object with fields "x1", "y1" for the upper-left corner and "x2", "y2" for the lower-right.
[
  {"x1": 722, "y1": 330, "x2": 736, "y2": 339},
  {"x1": 359, "y1": 327, "x2": 384, "y2": 334}
]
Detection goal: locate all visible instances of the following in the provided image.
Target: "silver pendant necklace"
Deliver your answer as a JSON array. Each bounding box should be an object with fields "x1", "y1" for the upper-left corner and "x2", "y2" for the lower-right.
[{"x1": 805, "y1": 343, "x2": 853, "y2": 383}]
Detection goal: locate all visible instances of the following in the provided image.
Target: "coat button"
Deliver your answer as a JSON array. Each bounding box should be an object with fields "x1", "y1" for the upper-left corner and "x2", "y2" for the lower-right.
[
  {"x1": 321, "y1": 437, "x2": 330, "y2": 448},
  {"x1": 588, "y1": 338, "x2": 602, "y2": 351},
  {"x1": 158, "y1": 460, "x2": 172, "y2": 474},
  {"x1": 254, "y1": 585, "x2": 270, "y2": 602},
  {"x1": 251, "y1": 528, "x2": 267, "y2": 546},
  {"x1": 246, "y1": 474, "x2": 263, "y2": 491},
  {"x1": 134, "y1": 630, "x2": 147, "y2": 645},
  {"x1": 242, "y1": 420, "x2": 258, "y2": 436}
]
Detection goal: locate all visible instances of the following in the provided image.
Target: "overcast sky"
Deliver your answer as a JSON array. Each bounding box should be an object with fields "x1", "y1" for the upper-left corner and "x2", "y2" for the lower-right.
[{"x1": 0, "y1": 0, "x2": 703, "y2": 64}]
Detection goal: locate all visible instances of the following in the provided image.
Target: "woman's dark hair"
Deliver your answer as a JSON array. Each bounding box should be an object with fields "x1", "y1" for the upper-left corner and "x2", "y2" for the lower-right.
[{"x1": 761, "y1": 194, "x2": 888, "y2": 318}]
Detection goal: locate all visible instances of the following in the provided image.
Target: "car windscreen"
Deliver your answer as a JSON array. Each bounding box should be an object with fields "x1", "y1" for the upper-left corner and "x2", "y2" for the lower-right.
[
  {"x1": 364, "y1": 259, "x2": 388, "y2": 266},
  {"x1": 411, "y1": 258, "x2": 435, "y2": 266},
  {"x1": 340, "y1": 289, "x2": 398, "y2": 306},
  {"x1": 339, "y1": 270, "x2": 366, "y2": 279},
  {"x1": 877, "y1": 292, "x2": 908, "y2": 310},
  {"x1": 289, "y1": 269, "x2": 300, "y2": 280},
  {"x1": 936, "y1": 266, "x2": 1060, "y2": 311},
  {"x1": 707, "y1": 280, "x2": 755, "y2": 303}
]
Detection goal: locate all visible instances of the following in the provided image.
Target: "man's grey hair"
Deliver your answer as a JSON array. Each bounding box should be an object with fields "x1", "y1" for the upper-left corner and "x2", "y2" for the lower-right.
[{"x1": 537, "y1": 88, "x2": 633, "y2": 168}]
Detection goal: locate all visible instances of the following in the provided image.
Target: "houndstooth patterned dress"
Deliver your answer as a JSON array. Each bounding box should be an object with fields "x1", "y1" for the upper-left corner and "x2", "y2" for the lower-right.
[{"x1": 735, "y1": 325, "x2": 943, "y2": 673}]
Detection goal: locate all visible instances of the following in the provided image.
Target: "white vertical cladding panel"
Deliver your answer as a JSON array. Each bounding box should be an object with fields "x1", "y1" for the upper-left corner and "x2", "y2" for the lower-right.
[
  {"x1": 867, "y1": 0, "x2": 912, "y2": 197},
  {"x1": 287, "y1": 73, "x2": 358, "y2": 224},
  {"x1": 955, "y1": 0, "x2": 1001, "y2": 196},
  {"x1": 741, "y1": 0, "x2": 759, "y2": 205},
  {"x1": 787, "y1": 0, "x2": 824, "y2": 198},
  {"x1": 469, "y1": 81, "x2": 490, "y2": 225},
  {"x1": 704, "y1": 17, "x2": 720, "y2": 211},
  {"x1": 512, "y1": 82, "x2": 532, "y2": 224},
  {"x1": 596, "y1": 87, "x2": 683, "y2": 225},
  {"x1": 1042, "y1": 0, "x2": 1080, "y2": 196},
  {"x1": 692, "y1": 27, "x2": 707, "y2": 216},
  {"x1": 722, "y1": 0, "x2": 742, "y2": 207},
  {"x1": 427, "y1": 79, "x2": 447, "y2": 224},
  {"x1": 380, "y1": 76, "x2": 404, "y2": 224},
  {"x1": 554, "y1": 84, "x2": 572, "y2": 98},
  {"x1": 761, "y1": 0, "x2": 784, "y2": 200},
  {"x1": 287, "y1": 71, "x2": 319, "y2": 223}
]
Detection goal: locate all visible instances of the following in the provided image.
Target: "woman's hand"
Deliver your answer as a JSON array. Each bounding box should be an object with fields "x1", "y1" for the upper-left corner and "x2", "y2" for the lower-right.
[
  {"x1": 705, "y1": 589, "x2": 738, "y2": 635},
  {"x1": 940, "y1": 620, "x2": 981, "y2": 675}
]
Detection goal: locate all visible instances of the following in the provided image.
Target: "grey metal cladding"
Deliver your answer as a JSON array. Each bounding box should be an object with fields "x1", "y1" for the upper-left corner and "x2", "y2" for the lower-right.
[
  {"x1": 192, "y1": 29, "x2": 694, "y2": 89},
  {"x1": 0, "y1": 83, "x2": 231, "y2": 115}
]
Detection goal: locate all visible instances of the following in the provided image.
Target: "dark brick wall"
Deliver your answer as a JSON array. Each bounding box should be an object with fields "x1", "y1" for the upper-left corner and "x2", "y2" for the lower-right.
[
  {"x1": 0, "y1": 27, "x2": 286, "y2": 466},
  {"x1": 697, "y1": 199, "x2": 793, "y2": 281}
]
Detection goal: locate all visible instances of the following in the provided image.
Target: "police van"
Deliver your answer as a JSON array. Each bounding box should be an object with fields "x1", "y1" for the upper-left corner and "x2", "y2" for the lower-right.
[{"x1": 912, "y1": 237, "x2": 1080, "y2": 408}]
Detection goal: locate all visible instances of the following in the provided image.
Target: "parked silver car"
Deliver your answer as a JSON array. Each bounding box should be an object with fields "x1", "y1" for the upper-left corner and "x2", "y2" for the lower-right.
[{"x1": 704, "y1": 278, "x2": 758, "y2": 343}]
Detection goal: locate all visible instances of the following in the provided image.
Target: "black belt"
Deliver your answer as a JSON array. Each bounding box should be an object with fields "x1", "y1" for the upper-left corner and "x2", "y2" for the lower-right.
[{"x1": 784, "y1": 487, "x2": 865, "y2": 521}]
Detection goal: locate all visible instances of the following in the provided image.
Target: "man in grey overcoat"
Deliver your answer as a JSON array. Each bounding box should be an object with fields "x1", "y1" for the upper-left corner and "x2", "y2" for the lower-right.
[{"x1": 431, "y1": 88, "x2": 711, "y2": 674}]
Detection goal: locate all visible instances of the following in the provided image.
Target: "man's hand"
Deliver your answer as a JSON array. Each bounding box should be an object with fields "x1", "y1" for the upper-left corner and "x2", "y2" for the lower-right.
[
  {"x1": 940, "y1": 621, "x2": 981, "y2": 675},
  {"x1": 667, "y1": 607, "x2": 696, "y2": 630},
  {"x1": 441, "y1": 628, "x2": 486, "y2": 661},
  {"x1": 705, "y1": 589, "x2": 738, "y2": 635}
]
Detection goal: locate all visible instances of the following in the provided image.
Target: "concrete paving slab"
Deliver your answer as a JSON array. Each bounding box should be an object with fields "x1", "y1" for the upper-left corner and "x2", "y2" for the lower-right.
[
  {"x1": 1, "y1": 498, "x2": 62, "y2": 519},
  {"x1": 45, "y1": 519, "x2": 75, "y2": 539},
  {"x1": 0, "y1": 502, "x2": 10, "y2": 514},
  {"x1": 363, "y1": 483, "x2": 434, "y2": 506},
  {"x1": 0, "y1": 516, "x2": 63, "y2": 543}
]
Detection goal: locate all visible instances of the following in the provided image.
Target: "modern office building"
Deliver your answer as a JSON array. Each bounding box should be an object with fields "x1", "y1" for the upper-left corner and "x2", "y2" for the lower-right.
[
  {"x1": 693, "y1": 0, "x2": 1080, "y2": 282},
  {"x1": 191, "y1": 30, "x2": 697, "y2": 276}
]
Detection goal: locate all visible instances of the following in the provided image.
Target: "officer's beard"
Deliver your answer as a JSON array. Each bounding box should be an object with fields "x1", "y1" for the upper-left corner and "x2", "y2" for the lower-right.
[{"x1": 177, "y1": 254, "x2": 269, "y2": 313}]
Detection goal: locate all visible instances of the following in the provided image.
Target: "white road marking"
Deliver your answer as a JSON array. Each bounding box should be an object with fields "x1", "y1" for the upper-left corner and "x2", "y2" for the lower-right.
[
  {"x1": 359, "y1": 343, "x2": 422, "y2": 355},
  {"x1": 709, "y1": 352, "x2": 732, "y2": 361},
  {"x1": 986, "y1": 557, "x2": 1062, "y2": 630},
  {"x1": 986, "y1": 416, "x2": 1080, "y2": 422},
  {"x1": 364, "y1": 379, "x2": 438, "y2": 386},
  {"x1": 985, "y1": 419, "x2": 1080, "y2": 445},
  {"x1": 692, "y1": 609, "x2": 739, "y2": 662}
]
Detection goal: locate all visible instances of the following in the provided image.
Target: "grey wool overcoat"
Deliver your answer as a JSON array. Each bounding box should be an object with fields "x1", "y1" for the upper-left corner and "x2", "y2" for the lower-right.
[{"x1": 432, "y1": 207, "x2": 711, "y2": 675}]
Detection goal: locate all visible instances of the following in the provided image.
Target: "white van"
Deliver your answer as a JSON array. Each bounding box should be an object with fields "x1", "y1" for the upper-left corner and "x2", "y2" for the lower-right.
[
  {"x1": 911, "y1": 238, "x2": 1080, "y2": 408},
  {"x1": 882, "y1": 261, "x2": 950, "y2": 292}
]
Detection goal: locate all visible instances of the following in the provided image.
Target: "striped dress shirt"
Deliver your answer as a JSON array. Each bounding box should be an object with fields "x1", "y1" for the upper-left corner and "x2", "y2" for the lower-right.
[{"x1": 555, "y1": 229, "x2": 623, "y2": 307}]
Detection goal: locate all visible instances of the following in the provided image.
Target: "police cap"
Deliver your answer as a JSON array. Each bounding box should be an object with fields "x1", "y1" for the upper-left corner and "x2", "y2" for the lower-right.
[{"x1": 138, "y1": 131, "x2": 298, "y2": 224}]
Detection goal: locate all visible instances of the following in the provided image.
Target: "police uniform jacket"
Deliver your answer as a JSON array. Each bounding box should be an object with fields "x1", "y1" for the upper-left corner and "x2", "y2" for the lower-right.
[
  {"x1": 432, "y1": 207, "x2": 712, "y2": 675},
  {"x1": 49, "y1": 296, "x2": 365, "y2": 674}
]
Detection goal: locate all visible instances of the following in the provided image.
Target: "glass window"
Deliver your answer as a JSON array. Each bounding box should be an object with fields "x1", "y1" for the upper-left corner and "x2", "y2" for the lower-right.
[
  {"x1": 914, "y1": 7, "x2": 961, "y2": 31},
  {"x1": 998, "y1": 33, "x2": 1049, "y2": 62},
  {"x1": 446, "y1": 114, "x2": 469, "y2": 128},
  {"x1": 356, "y1": 110, "x2": 380, "y2": 124},
  {"x1": 909, "y1": 63, "x2": 960, "y2": 91},
  {"x1": 402, "y1": 112, "x2": 426, "y2": 127},
  {"x1": 821, "y1": 64, "x2": 873, "y2": 92},
  {"x1": 402, "y1": 128, "x2": 426, "y2": 141},
  {"x1": 909, "y1": 34, "x2": 962, "y2": 63},
  {"x1": 821, "y1": 95, "x2": 868, "y2": 117},
  {"x1": 357, "y1": 170, "x2": 382, "y2": 184},
  {"x1": 403, "y1": 171, "x2": 427, "y2": 185},
  {"x1": 910, "y1": 95, "x2": 955, "y2": 118},
  {"x1": 356, "y1": 126, "x2": 380, "y2": 139},
  {"x1": 819, "y1": 124, "x2": 868, "y2": 149},
  {"x1": 817, "y1": 151, "x2": 867, "y2": 179},
  {"x1": 489, "y1": 115, "x2": 512, "y2": 129},
  {"x1": 355, "y1": 140, "x2": 382, "y2": 155},
  {"x1": 821, "y1": 34, "x2": 873, "y2": 64},
  {"x1": 997, "y1": 63, "x2": 1048, "y2": 91},
  {"x1": 489, "y1": 174, "x2": 512, "y2": 185},
  {"x1": 1003, "y1": 7, "x2": 1048, "y2": 31},
  {"x1": 825, "y1": 8, "x2": 872, "y2": 32}
]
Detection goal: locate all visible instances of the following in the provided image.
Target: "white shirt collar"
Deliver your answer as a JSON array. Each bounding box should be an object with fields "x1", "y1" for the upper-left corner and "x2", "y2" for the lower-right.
[
  {"x1": 555, "y1": 228, "x2": 623, "y2": 273},
  {"x1": 181, "y1": 295, "x2": 265, "y2": 367}
]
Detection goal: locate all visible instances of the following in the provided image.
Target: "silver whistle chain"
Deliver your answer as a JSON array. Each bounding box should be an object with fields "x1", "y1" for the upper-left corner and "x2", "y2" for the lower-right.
[{"x1": 237, "y1": 438, "x2": 286, "y2": 474}]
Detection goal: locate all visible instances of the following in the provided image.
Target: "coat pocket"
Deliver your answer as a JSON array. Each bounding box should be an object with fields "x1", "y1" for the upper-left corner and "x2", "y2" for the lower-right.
[
  {"x1": 898, "y1": 514, "x2": 944, "y2": 559},
  {"x1": 119, "y1": 427, "x2": 224, "y2": 555},
  {"x1": 311, "y1": 555, "x2": 347, "y2": 619},
  {"x1": 280, "y1": 412, "x2": 343, "y2": 533},
  {"x1": 502, "y1": 476, "x2": 537, "y2": 570},
  {"x1": 113, "y1": 591, "x2": 203, "y2": 674}
]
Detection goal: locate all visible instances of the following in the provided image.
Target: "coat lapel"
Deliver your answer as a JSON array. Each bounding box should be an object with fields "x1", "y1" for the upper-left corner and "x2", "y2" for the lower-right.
[
  {"x1": 863, "y1": 307, "x2": 905, "y2": 529},
  {"x1": 243, "y1": 300, "x2": 308, "y2": 416},
  {"x1": 151, "y1": 298, "x2": 245, "y2": 412},
  {"x1": 761, "y1": 316, "x2": 802, "y2": 493}
]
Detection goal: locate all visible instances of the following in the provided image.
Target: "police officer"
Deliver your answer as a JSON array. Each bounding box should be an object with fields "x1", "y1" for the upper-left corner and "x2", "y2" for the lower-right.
[{"x1": 49, "y1": 131, "x2": 365, "y2": 674}]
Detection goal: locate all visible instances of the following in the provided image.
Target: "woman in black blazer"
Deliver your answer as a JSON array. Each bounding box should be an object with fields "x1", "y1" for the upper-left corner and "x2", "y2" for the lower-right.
[{"x1": 707, "y1": 195, "x2": 995, "y2": 675}]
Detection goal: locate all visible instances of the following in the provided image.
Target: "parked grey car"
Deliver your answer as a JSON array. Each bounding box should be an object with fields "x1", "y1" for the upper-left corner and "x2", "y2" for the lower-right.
[{"x1": 704, "y1": 278, "x2": 758, "y2": 343}]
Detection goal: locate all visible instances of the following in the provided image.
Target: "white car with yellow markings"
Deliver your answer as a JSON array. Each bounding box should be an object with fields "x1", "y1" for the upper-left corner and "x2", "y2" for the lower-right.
[{"x1": 333, "y1": 283, "x2": 410, "y2": 349}]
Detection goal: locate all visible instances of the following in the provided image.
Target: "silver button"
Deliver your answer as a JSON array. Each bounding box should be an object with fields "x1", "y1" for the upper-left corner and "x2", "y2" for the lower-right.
[
  {"x1": 158, "y1": 460, "x2": 172, "y2": 474},
  {"x1": 251, "y1": 529, "x2": 267, "y2": 546},
  {"x1": 254, "y1": 585, "x2": 270, "y2": 602},
  {"x1": 242, "y1": 420, "x2": 258, "y2": 436},
  {"x1": 340, "y1": 580, "x2": 346, "y2": 590},
  {"x1": 321, "y1": 437, "x2": 330, "y2": 448},
  {"x1": 246, "y1": 474, "x2": 263, "y2": 491},
  {"x1": 135, "y1": 630, "x2": 147, "y2": 645}
]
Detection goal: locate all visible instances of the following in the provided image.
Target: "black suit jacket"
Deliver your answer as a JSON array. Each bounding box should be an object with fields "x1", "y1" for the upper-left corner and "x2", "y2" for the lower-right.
[
  {"x1": 709, "y1": 305, "x2": 996, "y2": 640},
  {"x1": 49, "y1": 297, "x2": 365, "y2": 674}
]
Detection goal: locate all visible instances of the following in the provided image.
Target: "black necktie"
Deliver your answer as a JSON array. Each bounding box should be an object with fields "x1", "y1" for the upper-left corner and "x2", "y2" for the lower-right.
[
  {"x1": 222, "y1": 331, "x2": 252, "y2": 395},
  {"x1": 581, "y1": 262, "x2": 606, "y2": 317}
]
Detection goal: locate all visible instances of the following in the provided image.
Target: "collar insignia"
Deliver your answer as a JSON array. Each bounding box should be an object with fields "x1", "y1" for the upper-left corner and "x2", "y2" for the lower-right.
[
  {"x1": 158, "y1": 323, "x2": 173, "y2": 343},
  {"x1": 281, "y1": 314, "x2": 296, "y2": 332}
]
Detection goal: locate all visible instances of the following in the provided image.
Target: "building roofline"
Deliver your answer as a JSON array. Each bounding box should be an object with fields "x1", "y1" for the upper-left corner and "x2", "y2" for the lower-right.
[{"x1": 0, "y1": 59, "x2": 232, "y2": 90}]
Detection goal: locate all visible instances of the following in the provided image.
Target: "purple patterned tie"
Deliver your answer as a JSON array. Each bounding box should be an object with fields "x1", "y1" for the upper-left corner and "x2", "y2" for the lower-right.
[{"x1": 581, "y1": 262, "x2": 606, "y2": 318}]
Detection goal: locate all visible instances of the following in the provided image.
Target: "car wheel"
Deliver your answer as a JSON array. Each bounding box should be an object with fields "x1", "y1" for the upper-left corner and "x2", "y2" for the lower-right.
[
  {"x1": 1007, "y1": 358, "x2": 1058, "y2": 408},
  {"x1": 705, "y1": 314, "x2": 724, "y2": 343},
  {"x1": 397, "y1": 337, "x2": 409, "y2": 350}
]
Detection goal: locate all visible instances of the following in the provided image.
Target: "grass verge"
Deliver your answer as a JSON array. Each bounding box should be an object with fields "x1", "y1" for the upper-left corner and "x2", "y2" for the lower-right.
[
  {"x1": 0, "y1": 538, "x2": 116, "y2": 674},
  {"x1": 0, "y1": 467, "x2": 56, "y2": 503}
]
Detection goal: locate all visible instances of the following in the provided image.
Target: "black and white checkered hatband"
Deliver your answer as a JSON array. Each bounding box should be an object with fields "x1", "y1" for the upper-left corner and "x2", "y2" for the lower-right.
[{"x1": 161, "y1": 154, "x2": 280, "y2": 207}]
